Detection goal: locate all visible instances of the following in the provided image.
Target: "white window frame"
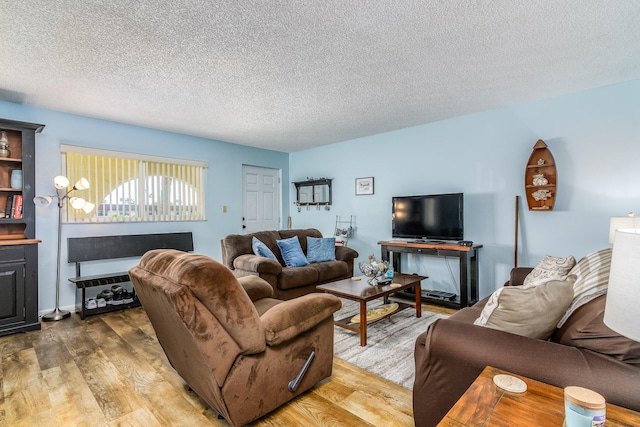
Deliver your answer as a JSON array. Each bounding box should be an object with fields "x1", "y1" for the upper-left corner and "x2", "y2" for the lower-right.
[{"x1": 60, "y1": 145, "x2": 207, "y2": 223}]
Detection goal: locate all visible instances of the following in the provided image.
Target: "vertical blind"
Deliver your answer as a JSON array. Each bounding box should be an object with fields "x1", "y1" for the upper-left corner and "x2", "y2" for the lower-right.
[{"x1": 60, "y1": 145, "x2": 207, "y2": 223}]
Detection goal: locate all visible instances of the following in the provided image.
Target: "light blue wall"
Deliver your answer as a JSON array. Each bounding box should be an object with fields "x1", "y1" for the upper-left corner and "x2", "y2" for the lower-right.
[
  {"x1": 0, "y1": 101, "x2": 289, "y2": 312},
  {"x1": 3, "y1": 78, "x2": 639, "y2": 312},
  {"x1": 289, "y1": 79, "x2": 640, "y2": 299}
]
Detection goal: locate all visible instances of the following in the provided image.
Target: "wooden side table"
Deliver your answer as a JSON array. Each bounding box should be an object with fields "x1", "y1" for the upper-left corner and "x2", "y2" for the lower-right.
[{"x1": 438, "y1": 366, "x2": 640, "y2": 426}]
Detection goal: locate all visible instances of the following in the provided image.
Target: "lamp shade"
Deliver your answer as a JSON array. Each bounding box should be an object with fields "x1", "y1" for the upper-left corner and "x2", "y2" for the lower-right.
[
  {"x1": 33, "y1": 195, "x2": 53, "y2": 207},
  {"x1": 54, "y1": 175, "x2": 70, "y2": 189},
  {"x1": 604, "y1": 229, "x2": 640, "y2": 342},
  {"x1": 609, "y1": 215, "x2": 640, "y2": 244},
  {"x1": 69, "y1": 197, "x2": 86, "y2": 210},
  {"x1": 73, "y1": 177, "x2": 90, "y2": 190},
  {"x1": 82, "y1": 201, "x2": 95, "y2": 214}
]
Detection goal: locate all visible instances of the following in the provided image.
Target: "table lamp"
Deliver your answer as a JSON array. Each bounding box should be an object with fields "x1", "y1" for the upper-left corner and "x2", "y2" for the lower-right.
[
  {"x1": 604, "y1": 228, "x2": 640, "y2": 342},
  {"x1": 609, "y1": 213, "x2": 640, "y2": 244}
]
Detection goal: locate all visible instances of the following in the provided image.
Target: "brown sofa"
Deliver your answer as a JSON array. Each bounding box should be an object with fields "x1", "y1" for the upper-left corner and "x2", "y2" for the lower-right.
[
  {"x1": 221, "y1": 228, "x2": 359, "y2": 300},
  {"x1": 413, "y1": 267, "x2": 640, "y2": 427},
  {"x1": 129, "y1": 249, "x2": 342, "y2": 427}
]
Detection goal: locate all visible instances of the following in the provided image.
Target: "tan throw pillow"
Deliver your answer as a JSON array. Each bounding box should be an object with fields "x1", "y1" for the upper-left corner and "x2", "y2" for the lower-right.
[
  {"x1": 474, "y1": 276, "x2": 576, "y2": 339},
  {"x1": 523, "y1": 255, "x2": 576, "y2": 287}
]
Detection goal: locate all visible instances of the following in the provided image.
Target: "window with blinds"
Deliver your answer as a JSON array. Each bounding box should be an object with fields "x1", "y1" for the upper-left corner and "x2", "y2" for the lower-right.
[{"x1": 60, "y1": 145, "x2": 207, "y2": 223}]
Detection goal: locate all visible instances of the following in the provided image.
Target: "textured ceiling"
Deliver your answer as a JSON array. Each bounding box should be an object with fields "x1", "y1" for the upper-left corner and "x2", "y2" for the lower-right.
[{"x1": 1, "y1": 1, "x2": 640, "y2": 153}]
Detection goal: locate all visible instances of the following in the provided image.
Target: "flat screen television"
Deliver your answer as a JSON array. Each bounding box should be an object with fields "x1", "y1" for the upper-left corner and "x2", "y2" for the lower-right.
[{"x1": 392, "y1": 193, "x2": 463, "y2": 241}]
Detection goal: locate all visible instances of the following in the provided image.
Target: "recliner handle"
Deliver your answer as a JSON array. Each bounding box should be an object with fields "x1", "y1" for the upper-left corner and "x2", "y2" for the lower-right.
[{"x1": 288, "y1": 351, "x2": 315, "y2": 392}]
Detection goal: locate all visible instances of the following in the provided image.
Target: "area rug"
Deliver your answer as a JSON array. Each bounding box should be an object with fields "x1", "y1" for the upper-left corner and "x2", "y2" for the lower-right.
[{"x1": 333, "y1": 298, "x2": 448, "y2": 389}]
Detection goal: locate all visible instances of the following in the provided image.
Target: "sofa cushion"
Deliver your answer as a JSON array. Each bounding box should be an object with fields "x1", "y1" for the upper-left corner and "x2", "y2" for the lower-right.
[
  {"x1": 474, "y1": 276, "x2": 575, "y2": 339},
  {"x1": 553, "y1": 294, "x2": 640, "y2": 364},
  {"x1": 306, "y1": 237, "x2": 336, "y2": 263},
  {"x1": 558, "y1": 248, "x2": 612, "y2": 327},
  {"x1": 276, "y1": 236, "x2": 309, "y2": 268},
  {"x1": 523, "y1": 255, "x2": 576, "y2": 287},
  {"x1": 252, "y1": 237, "x2": 278, "y2": 260},
  {"x1": 309, "y1": 260, "x2": 349, "y2": 282},
  {"x1": 278, "y1": 266, "x2": 319, "y2": 290}
]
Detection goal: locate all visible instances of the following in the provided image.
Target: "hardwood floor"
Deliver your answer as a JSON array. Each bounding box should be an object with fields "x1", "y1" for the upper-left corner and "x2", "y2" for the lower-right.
[{"x1": 0, "y1": 303, "x2": 454, "y2": 426}]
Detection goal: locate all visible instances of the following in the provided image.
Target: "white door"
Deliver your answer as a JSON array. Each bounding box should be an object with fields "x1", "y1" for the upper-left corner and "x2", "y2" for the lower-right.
[{"x1": 242, "y1": 165, "x2": 281, "y2": 233}]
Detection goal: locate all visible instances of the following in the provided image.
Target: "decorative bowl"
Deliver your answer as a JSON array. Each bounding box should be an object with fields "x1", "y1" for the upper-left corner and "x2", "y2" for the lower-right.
[{"x1": 358, "y1": 260, "x2": 390, "y2": 286}]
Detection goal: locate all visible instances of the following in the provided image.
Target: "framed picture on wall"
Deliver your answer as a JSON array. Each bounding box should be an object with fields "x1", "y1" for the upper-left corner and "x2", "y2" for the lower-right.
[{"x1": 355, "y1": 177, "x2": 374, "y2": 195}]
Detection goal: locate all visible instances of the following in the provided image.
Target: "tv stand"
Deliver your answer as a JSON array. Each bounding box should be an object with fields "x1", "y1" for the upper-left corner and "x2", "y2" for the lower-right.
[{"x1": 378, "y1": 240, "x2": 482, "y2": 309}]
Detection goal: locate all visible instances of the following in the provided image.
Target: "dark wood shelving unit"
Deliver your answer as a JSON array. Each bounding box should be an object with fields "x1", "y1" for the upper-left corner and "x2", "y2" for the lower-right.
[{"x1": 0, "y1": 118, "x2": 44, "y2": 336}]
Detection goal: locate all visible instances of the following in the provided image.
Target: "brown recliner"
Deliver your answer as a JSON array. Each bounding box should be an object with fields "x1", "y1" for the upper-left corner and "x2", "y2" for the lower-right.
[{"x1": 129, "y1": 249, "x2": 341, "y2": 427}]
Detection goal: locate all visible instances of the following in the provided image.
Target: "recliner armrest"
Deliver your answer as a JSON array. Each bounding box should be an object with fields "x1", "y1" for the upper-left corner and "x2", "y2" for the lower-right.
[
  {"x1": 260, "y1": 294, "x2": 341, "y2": 346},
  {"x1": 233, "y1": 254, "x2": 282, "y2": 274}
]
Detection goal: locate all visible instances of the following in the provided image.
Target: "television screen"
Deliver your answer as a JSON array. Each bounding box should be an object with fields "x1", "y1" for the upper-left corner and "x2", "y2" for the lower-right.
[{"x1": 392, "y1": 193, "x2": 463, "y2": 241}]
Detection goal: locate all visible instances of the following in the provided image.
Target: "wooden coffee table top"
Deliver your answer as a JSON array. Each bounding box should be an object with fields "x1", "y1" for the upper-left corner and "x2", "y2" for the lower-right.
[
  {"x1": 439, "y1": 366, "x2": 640, "y2": 426},
  {"x1": 316, "y1": 273, "x2": 426, "y2": 302}
]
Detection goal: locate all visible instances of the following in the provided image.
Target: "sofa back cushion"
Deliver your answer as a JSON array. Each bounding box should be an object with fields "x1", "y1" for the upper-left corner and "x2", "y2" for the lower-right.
[
  {"x1": 135, "y1": 249, "x2": 266, "y2": 354},
  {"x1": 278, "y1": 228, "x2": 322, "y2": 253},
  {"x1": 221, "y1": 229, "x2": 325, "y2": 270},
  {"x1": 553, "y1": 294, "x2": 640, "y2": 364},
  {"x1": 129, "y1": 249, "x2": 269, "y2": 389}
]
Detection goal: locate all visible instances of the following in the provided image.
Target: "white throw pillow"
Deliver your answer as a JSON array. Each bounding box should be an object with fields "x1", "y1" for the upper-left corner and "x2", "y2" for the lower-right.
[{"x1": 522, "y1": 255, "x2": 576, "y2": 287}]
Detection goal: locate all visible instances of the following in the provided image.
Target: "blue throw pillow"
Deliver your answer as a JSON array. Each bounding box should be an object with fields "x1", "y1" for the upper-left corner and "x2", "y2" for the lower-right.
[
  {"x1": 276, "y1": 236, "x2": 309, "y2": 268},
  {"x1": 306, "y1": 237, "x2": 336, "y2": 263},
  {"x1": 252, "y1": 237, "x2": 277, "y2": 260}
]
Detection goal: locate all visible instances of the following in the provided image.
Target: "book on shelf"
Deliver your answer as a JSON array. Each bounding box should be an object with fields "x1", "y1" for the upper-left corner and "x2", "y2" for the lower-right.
[
  {"x1": 13, "y1": 195, "x2": 23, "y2": 219},
  {"x1": 4, "y1": 196, "x2": 12, "y2": 219},
  {"x1": 10, "y1": 195, "x2": 16, "y2": 218}
]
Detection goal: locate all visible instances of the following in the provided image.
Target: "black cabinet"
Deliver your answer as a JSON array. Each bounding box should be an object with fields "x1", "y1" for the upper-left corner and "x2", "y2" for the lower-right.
[
  {"x1": 0, "y1": 119, "x2": 43, "y2": 336},
  {"x1": 0, "y1": 261, "x2": 25, "y2": 327}
]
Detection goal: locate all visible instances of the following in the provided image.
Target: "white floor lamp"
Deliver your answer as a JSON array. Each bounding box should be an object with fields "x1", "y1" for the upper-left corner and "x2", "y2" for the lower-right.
[{"x1": 34, "y1": 175, "x2": 94, "y2": 322}]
